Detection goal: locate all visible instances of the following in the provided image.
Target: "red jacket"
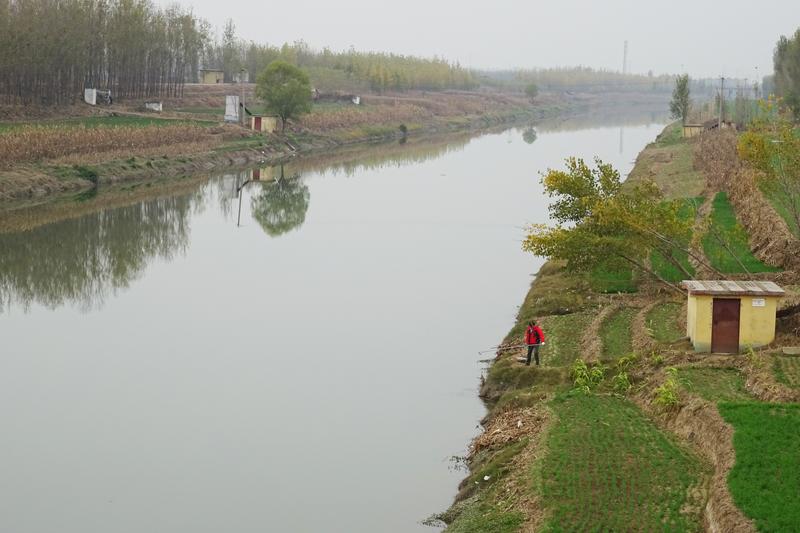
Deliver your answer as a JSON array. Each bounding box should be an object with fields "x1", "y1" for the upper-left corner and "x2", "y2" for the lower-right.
[{"x1": 525, "y1": 325, "x2": 544, "y2": 345}]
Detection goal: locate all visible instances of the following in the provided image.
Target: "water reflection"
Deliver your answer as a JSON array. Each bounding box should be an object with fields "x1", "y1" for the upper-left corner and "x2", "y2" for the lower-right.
[
  {"x1": 522, "y1": 127, "x2": 538, "y2": 144},
  {"x1": 0, "y1": 105, "x2": 670, "y2": 314},
  {"x1": 249, "y1": 166, "x2": 310, "y2": 237},
  {"x1": 0, "y1": 194, "x2": 193, "y2": 312}
]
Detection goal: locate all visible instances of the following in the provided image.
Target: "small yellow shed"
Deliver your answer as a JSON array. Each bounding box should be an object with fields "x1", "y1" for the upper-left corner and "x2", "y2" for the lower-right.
[
  {"x1": 682, "y1": 123, "x2": 704, "y2": 138},
  {"x1": 250, "y1": 115, "x2": 279, "y2": 133},
  {"x1": 200, "y1": 69, "x2": 224, "y2": 84},
  {"x1": 682, "y1": 280, "x2": 785, "y2": 353}
]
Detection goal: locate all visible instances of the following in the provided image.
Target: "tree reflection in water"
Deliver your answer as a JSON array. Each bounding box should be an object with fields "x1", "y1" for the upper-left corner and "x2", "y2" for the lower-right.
[
  {"x1": 0, "y1": 194, "x2": 193, "y2": 313},
  {"x1": 250, "y1": 166, "x2": 310, "y2": 237}
]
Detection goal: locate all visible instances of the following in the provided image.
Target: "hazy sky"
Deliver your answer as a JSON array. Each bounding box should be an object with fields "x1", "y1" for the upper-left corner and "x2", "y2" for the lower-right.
[{"x1": 159, "y1": 0, "x2": 799, "y2": 79}]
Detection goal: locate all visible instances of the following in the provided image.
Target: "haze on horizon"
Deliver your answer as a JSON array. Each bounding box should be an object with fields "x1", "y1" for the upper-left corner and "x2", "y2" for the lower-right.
[{"x1": 155, "y1": 0, "x2": 798, "y2": 80}]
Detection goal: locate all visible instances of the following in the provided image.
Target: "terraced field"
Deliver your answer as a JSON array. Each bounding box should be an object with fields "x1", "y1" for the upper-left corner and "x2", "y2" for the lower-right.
[
  {"x1": 540, "y1": 394, "x2": 707, "y2": 532},
  {"x1": 702, "y1": 192, "x2": 780, "y2": 274},
  {"x1": 772, "y1": 355, "x2": 800, "y2": 389},
  {"x1": 720, "y1": 403, "x2": 800, "y2": 532}
]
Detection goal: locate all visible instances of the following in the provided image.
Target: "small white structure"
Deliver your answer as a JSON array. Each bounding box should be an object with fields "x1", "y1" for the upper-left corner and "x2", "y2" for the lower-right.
[
  {"x1": 224, "y1": 95, "x2": 240, "y2": 123},
  {"x1": 84, "y1": 88, "x2": 112, "y2": 106},
  {"x1": 352, "y1": 95, "x2": 361, "y2": 105},
  {"x1": 144, "y1": 102, "x2": 162, "y2": 112}
]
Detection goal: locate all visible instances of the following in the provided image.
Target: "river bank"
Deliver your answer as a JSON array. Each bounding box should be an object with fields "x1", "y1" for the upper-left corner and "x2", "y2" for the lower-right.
[
  {"x1": 440, "y1": 122, "x2": 800, "y2": 532},
  {"x1": 0, "y1": 90, "x2": 667, "y2": 205}
]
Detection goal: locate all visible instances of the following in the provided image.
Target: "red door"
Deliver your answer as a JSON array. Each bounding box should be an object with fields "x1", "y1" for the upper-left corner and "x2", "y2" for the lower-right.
[
  {"x1": 254, "y1": 117, "x2": 262, "y2": 131},
  {"x1": 711, "y1": 298, "x2": 740, "y2": 353}
]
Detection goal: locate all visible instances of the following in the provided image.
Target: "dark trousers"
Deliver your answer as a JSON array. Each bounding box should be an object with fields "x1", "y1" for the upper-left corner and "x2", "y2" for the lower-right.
[{"x1": 526, "y1": 344, "x2": 540, "y2": 366}]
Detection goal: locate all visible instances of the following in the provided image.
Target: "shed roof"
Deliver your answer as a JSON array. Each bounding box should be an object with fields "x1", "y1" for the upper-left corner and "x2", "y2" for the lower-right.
[{"x1": 682, "y1": 280, "x2": 785, "y2": 297}]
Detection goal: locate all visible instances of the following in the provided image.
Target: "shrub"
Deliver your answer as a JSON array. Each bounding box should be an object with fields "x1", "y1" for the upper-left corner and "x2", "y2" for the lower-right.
[
  {"x1": 654, "y1": 367, "x2": 681, "y2": 409},
  {"x1": 571, "y1": 359, "x2": 607, "y2": 395},
  {"x1": 611, "y1": 371, "x2": 632, "y2": 395}
]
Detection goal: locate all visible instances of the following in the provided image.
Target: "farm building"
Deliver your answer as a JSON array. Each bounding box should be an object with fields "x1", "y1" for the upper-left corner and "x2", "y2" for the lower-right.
[
  {"x1": 200, "y1": 69, "x2": 224, "y2": 84},
  {"x1": 683, "y1": 280, "x2": 785, "y2": 353},
  {"x1": 250, "y1": 115, "x2": 279, "y2": 133},
  {"x1": 682, "y1": 123, "x2": 704, "y2": 138}
]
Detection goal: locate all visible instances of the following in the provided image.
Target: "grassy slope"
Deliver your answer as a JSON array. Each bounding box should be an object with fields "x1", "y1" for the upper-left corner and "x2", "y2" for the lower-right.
[
  {"x1": 447, "y1": 253, "x2": 710, "y2": 530},
  {"x1": 540, "y1": 394, "x2": 706, "y2": 532},
  {"x1": 601, "y1": 307, "x2": 637, "y2": 359},
  {"x1": 772, "y1": 355, "x2": 800, "y2": 389},
  {"x1": 449, "y1": 121, "x2": 800, "y2": 532},
  {"x1": 627, "y1": 122, "x2": 705, "y2": 200},
  {"x1": 719, "y1": 403, "x2": 800, "y2": 532},
  {"x1": 645, "y1": 302, "x2": 685, "y2": 343},
  {"x1": 682, "y1": 368, "x2": 753, "y2": 402},
  {"x1": 702, "y1": 192, "x2": 780, "y2": 274}
]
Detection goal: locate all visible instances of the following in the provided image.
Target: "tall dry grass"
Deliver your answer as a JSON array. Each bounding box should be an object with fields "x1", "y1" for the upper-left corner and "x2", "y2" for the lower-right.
[
  {"x1": 0, "y1": 124, "x2": 211, "y2": 167},
  {"x1": 299, "y1": 104, "x2": 429, "y2": 132}
]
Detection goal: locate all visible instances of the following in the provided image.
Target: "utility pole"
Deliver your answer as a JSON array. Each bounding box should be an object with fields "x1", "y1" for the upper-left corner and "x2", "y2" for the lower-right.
[
  {"x1": 240, "y1": 69, "x2": 246, "y2": 127},
  {"x1": 718, "y1": 76, "x2": 725, "y2": 129}
]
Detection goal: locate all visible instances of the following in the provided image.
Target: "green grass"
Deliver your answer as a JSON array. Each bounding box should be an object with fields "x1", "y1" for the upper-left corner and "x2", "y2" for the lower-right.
[
  {"x1": 626, "y1": 122, "x2": 706, "y2": 200},
  {"x1": 651, "y1": 197, "x2": 702, "y2": 282},
  {"x1": 538, "y1": 312, "x2": 594, "y2": 367},
  {"x1": 681, "y1": 368, "x2": 752, "y2": 402},
  {"x1": 772, "y1": 355, "x2": 800, "y2": 389},
  {"x1": 702, "y1": 192, "x2": 780, "y2": 274},
  {"x1": 719, "y1": 403, "x2": 800, "y2": 532},
  {"x1": 645, "y1": 302, "x2": 685, "y2": 343},
  {"x1": 601, "y1": 307, "x2": 637, "y2": 359},
  {"x1": 589, "y1": 264, "x2": 637, "y2": 293},
  {"x1": 540, "y1": 394, "x2": 706, "y2": 532}
]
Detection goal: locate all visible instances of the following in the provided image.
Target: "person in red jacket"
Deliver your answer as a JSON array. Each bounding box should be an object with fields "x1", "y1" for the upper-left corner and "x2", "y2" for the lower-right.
[{"x1": 524, "y1": 321, "x2": 545, "y2": 366}]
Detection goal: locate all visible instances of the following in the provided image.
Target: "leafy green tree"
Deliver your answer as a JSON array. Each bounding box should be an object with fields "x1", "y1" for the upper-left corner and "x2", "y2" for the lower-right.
[
  {"x1": 670, "y1": 74, "x2": 691, "y2": 124},
  {"x1": 256, "y1": 61, "x2": 313, "y2": 132},
  {"x1": 523, "y1": 158, "x2": 711, "y2": 291},
  {"x1": 525, "y1": 83, "x2": 539, "y2": 103}
]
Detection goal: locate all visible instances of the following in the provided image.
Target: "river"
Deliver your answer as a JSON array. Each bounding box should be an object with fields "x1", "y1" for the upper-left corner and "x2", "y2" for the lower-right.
[{"x1": 0, "y1": 109, "x2": 668, "y2": 533}]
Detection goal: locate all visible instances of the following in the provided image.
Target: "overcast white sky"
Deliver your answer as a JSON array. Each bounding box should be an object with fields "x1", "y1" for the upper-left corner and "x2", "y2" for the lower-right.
[{"x1": 158, "y1": 0, "x2": 799, "y2": 79}]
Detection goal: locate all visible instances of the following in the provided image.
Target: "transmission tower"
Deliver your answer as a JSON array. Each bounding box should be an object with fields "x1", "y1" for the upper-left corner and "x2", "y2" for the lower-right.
[{"x1": 623, "y1": 41, "x2": 628, "y2": 74}]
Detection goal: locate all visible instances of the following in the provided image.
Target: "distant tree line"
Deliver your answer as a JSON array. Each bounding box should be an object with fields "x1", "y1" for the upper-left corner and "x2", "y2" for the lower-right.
[
  {"x1": 0, "y1": 4, "x2": 477, "y2": 106},
  {"x1": 479, "y1": 67, "x2": 717, "y2": 96},
  {"x1": 774, "y1": 27, "x2": 800, "y2": 117},
  {"x1": 203, "y1": 22, "x2": 477, "y2": 93},
  {"x1": 0, "y1": 0, "x2": 206, "y2": 105}
]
